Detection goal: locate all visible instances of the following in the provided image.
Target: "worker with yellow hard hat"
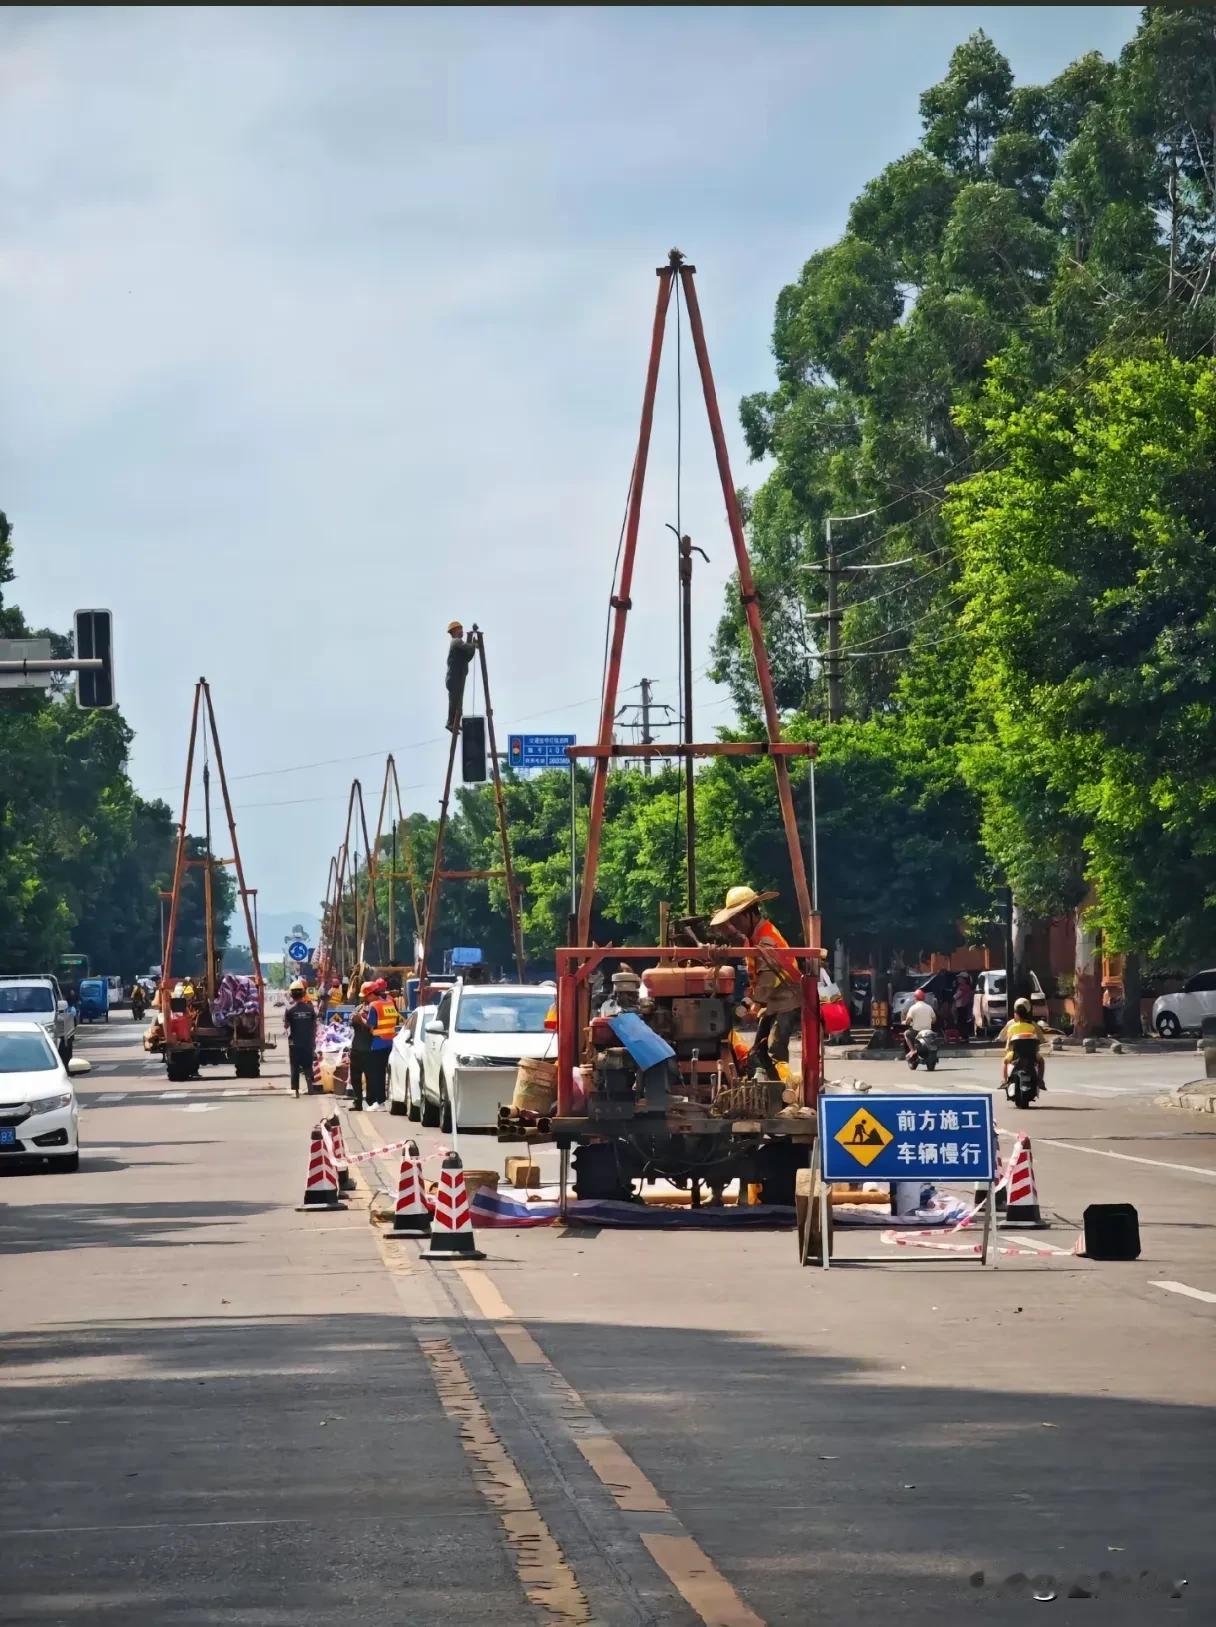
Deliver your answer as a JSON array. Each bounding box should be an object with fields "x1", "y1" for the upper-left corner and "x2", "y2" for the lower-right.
[
  {"x1": 283, "y1": 979, "x2": 318, "y2": 1097},
  {"x1": 711, "y1": 884, "x2": 801, "y2": 1081},
  {"x1": 445, "y1": 620, "x2": 476, "y2": 733}
]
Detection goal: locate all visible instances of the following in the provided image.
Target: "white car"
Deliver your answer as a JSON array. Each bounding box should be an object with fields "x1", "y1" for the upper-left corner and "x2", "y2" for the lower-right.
[
  {"x1": 0, "y1": 1021, "x2": 90, "y2": 1171},
  {"x1": 0, "y1": 975, "x2": 77, "y2": 1061},
  {"x1": 419, "y1": 983, "x2": 555, "y2": 1132},
  {"x1": 973, "y1": 970, "x2": 1047, "y2": 1036},
  {"x1": 388, "y1": 1004, "x2": 436, "y2": 1119},
  {"x1": 1152, "y1": 970, "x2": 1216, "y2": 1038}
]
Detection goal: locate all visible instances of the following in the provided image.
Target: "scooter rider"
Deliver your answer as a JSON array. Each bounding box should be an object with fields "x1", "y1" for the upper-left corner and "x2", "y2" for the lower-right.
[
  {"x1": 903, "y1": 988, "x2": 936, "y2": 1058},
  {"x1": 1001, "y1": 997, "x2": 1047, "y2": 1093}
]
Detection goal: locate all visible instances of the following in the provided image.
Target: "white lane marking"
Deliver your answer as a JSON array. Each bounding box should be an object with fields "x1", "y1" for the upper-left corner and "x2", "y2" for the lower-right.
[
  {"x1": 182, "y1": 1102, "x2": 222, "y2": 1113},
  {"x1": 889, "y1": 1079, "x2": 1216, "y2": 1177},
  {"x1": 221, "y1": 1088, "x2": 248, "y2": 1097},
  {"x1": 1037, "y1": 1140, "x2": 1216, "y2": 1179},
  {"x1": 995, "y1": 1230, "x2": 1074, "y2": 1257},
  {"x1": 1149, "y1": 1279, "x2": 1216, "y2": 1305},
  {"x1": 160, "y1": 1090, "x2": 187, "y2": 1099},
  {"x1": 98, "y1": 1092, "x2": 128, "y2": 1101}
]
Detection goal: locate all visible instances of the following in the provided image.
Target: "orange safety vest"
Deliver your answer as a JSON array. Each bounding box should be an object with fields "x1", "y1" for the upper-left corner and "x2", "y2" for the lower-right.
[
  {"x1": 369, "y1": 997, "x2": 400, "y2": 1042},
  {"x1": 749, "y1": 919, "x2": 801, "y2": 1012}
]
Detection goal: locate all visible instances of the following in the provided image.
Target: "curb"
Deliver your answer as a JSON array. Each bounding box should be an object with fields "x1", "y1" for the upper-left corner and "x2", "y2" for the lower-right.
[{"x1": 1156, "y1": 1084, "x2": 1216, "y2": 1114}]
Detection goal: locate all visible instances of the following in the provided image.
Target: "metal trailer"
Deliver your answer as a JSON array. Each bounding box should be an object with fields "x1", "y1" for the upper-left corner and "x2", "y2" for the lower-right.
[
  {"x1": 504, "y1": 252, "x2": 828, "y2": 1212},
  {"x1": 158, "y1": 679, "x2": 269, "y2": 1083}
]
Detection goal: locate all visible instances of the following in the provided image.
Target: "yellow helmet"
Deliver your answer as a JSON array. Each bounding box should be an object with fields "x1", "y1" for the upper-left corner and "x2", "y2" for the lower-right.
[
  {"x1": 710, "y1": 884, "x2": 778, "y2": 927},
  {"x1": 289, "y1": 979, "x2": 306, "y2": 993}
]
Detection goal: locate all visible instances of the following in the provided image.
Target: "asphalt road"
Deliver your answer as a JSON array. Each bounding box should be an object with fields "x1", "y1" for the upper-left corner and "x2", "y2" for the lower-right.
[{"x1": 2, "y1": 1013, "x2": 1212, "y2": 1625}]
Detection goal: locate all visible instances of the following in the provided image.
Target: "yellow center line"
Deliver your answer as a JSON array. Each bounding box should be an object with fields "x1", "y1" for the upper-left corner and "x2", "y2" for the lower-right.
[
  {"x1": 455, "y1": 1264, "x2": 768, "y2": 1627},
  {"x1": 418, "y1": 1336, "x2": 592, "y2": 1627}
]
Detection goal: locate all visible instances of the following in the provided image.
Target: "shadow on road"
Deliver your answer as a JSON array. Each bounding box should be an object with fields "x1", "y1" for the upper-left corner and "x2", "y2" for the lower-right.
[
  {"x1": 0, "y1": 1311, "x2": 1208, "y2": 1624},
  {"x1": 0, "y1": 1199, "x2": 274, "y2": 1254}
]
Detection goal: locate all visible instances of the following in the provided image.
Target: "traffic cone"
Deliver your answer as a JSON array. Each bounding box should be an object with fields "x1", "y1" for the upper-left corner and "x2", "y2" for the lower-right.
[
  {"x1": 310, "y1": 1055, "x2": 322, "y2": 1093},
  {"x1": 424, "y1": 1153, "x2": 485, "y2": 1260},
  {"x1": 973, "y1": 1129, "x2": 1007, "y2": 1214},
  {"x1": 385, "y1": 1140, "x2": 432, "y2": 1238},
  {"x1": 1002, "y1": 1134, "x2": 1049, "y2": 1228},
  {"x1": 297, "y1": 1124, "x2": 343, "y2": 1210},
  {"x1": 325, "y1": 1114, "x2": 355, "y2": 1193}
]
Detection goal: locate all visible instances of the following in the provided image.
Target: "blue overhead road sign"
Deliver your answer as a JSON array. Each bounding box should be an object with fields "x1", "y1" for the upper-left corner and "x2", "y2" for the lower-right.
[
  {"x1": 287, "y1": 940, "x2": 310, "y2": 962},
  {"x1": 508, "y1": 733, "x2": 576, "y2": 770},
  {"x1": 819, "y1": 1093, "x2": 994, "y2": 1183}
]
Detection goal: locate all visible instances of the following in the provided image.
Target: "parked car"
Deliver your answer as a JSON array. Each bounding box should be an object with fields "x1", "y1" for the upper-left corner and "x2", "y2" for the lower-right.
[
  {"x1": 0, "y1": 975, "x2": 77, "y2": 1061},
  {"x1": 1151, "y1": 970, "x2": 1216, "y2": 1038},
  {"x1": 0, "y1": 1021, "x2": 90, "y2": 1170},
  {"x1": 973, "y1": 969, "x2": 1047, "y2": 1036},
  {"x1": 891, "y1": 970, "x2": 957, "y2": 1025},
  {"x1": 387, "y1": 1003, "x2": 436, "y2": 1119},
  {"x1": 419, "y1": 982, "x2": 556, "y2": 1132}
]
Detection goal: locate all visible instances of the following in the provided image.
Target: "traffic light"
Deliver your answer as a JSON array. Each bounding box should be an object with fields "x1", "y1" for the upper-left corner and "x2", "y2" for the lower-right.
[
  {"x1": 461, "y1": 716, "x2": 487, "y2": 782},
  {"x1": 74, "y1": 609, "x2": 115, "y2": 709}
]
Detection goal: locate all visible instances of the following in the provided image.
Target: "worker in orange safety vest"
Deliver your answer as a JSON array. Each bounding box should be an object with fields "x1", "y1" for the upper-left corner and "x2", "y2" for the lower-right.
[
  {"x1": 363, "y1": 979, "x2": 401, "y2": 1110},
  {"x1": 710, "y1": 884, "x2": 801, "y2": 1083}
]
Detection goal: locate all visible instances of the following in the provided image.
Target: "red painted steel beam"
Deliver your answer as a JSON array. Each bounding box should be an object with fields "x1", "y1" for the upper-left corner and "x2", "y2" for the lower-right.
[
  {"x1": 576, "y1": 259, "x2": 676, "y2": 948},
  {"x1": 679, "y1": 266, "x2": 815, "y2": 945}
]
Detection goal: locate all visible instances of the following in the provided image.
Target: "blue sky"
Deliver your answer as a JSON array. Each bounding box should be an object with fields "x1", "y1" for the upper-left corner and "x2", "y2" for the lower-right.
[{"x1": 0, "y1": 6, "x2": 1140, "y2": 923}]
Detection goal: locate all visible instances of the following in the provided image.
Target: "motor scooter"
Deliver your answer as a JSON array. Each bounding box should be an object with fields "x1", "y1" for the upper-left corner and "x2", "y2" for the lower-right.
[
  {"x1": 1006, "y1": 1045, "x2": 1041, "y2": 1108},
  {"x1": 905, "y1": 1027, "x2": 939, "y2": 1071}
]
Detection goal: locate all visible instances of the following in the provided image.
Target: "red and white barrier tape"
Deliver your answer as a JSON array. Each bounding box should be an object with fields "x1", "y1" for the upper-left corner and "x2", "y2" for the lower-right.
[{"x1": 313, "y1": 1123, "x2": 450, "y2": 1169}]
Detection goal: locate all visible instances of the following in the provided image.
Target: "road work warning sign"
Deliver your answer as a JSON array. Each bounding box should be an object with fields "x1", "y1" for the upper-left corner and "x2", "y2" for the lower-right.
[
  {"x1": 820, "y1": 1094, "x2": 994, "y2": 1184},
  {"x1": 832, "y1": 1107, "x2": 893, "y2": 1167}
]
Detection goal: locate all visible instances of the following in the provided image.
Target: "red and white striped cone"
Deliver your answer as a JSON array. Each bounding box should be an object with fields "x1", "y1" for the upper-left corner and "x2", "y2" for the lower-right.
[
  {"x1": 1002, "y1": 1134, "x2": 1049, "y2": 1228},
  {"x1": 298, "y1": 1124, "x2": 343, "y2": 1209},
  {"x1": 311, "y1": 1055, "x2": 322, "y2": 1093},
  {"x1": 325, "y1": 1114, "x2": 355, "y2": 1193},
  {"x1": 425, "y1": 1153, "x2": 485, "y2": 1260},
  {"x1": 974, "y1": 1128, "x2": 1007, "y2": 1214},
  {"x1": 385, "y1": 1140, "x2": 432, "y2": 1238}
]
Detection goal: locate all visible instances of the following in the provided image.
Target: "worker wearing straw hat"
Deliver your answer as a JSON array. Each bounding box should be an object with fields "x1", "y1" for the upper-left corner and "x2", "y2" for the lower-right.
[{"x1": 711, "y1": 885, "x2": 801, "y2": 1081}]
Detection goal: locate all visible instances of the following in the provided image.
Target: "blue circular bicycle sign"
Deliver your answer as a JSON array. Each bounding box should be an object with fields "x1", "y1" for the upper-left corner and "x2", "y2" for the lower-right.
[{"x1": 287, "y1": 940, "x2": 310, "y2": 962}]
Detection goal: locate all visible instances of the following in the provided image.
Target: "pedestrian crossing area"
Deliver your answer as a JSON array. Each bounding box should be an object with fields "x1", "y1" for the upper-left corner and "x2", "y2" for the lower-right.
[{"x1": 79, "y1": 1085, "x2": 277, "y2": 1113}]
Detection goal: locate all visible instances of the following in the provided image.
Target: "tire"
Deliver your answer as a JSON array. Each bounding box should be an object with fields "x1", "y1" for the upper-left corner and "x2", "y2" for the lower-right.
[
  {"x1": 1155, "y1": 1010, "x2": 1182, "y2": 1039},
  {"x1": 439, "y1": 1078, "x2": 452, "y2": 1134},
  {"x1": 48, "y1": 1152, "x2": 80, "y2": 1172},
  {"x1": 166, "y1": 1051, "x2": 196, "y2": 1083},
  {"x1": 906, "y1": 1054, "x2": 919, "y2": 1071},
  {"x1": 407, "y1": 1080, "x2": 421, "y2": 1123},
  {"x1": 233, "y1": 1052, "x2": 260, "y2": 1079},
  {"x1": 421, "y1": 1087, "x2": 441, "y2": 1128},
  {"x1": 389, "y1": 1092, "x2": 406, "y2": 1117},
  {"x1": 924, "y1": 1053, "x2": 937, "y2": 1071}
]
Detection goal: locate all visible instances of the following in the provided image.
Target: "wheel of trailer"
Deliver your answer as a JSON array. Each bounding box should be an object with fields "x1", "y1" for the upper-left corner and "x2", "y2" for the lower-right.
[
  {"x1": 233, "y1": 1051, "x2": 260, "y2": 1079},
  {"x1": 755, "y1": 1137, "x2": 808, "y2": 1208},
  {"x1": 166, "y1": 1051, "x2": 196, "y2": 1083}
]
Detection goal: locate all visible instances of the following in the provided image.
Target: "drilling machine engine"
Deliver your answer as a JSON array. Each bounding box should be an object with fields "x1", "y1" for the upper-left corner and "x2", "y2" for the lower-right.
[{"x1": 584, "y1": 964, "x2": 740, "y2": 1122}]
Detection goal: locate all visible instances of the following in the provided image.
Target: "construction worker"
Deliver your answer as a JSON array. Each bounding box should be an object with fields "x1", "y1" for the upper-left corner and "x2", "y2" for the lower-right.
[
  {"x1": 364, "y1": 978, "x2": 400, "y2": 1109},
  {"x1": 283, "y1": 979, "x2": 318, "y2": 1096},
  {"x1": 710, "y1": 885, "x2": 801, "y2": 1080},
  {"x1": 445, "y1": 621, "x2": 476, "y2": 732},
  {"x1": 348, "y1": 980, "x2": 377, "y2": 1111}
]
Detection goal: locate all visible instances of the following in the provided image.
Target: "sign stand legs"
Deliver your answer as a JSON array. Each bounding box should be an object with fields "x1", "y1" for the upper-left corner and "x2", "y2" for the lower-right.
[
  {"x1": 819, "y1": 1175, "x2": 831, "y2": 1270},
  {"x1": 981, "y1": 1179, "x2": 994, "y2": 1267}
]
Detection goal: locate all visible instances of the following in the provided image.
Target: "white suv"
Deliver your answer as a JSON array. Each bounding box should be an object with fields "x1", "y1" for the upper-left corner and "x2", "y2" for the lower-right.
[
  {"x1": 1152, "y1": 970, "x2": 1216, "y2": 1038},
  {"x1": 0, "y1": 976, "x2": 77, "y2": 1062},
  {"x1": 973, "y1": 970, "x2": 1047, "y2": 1037}
]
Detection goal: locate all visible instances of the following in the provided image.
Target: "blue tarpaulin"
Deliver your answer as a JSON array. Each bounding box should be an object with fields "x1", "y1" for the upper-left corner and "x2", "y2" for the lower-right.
[{"x1": 606, "y1": 1012, "x2": 675, "y2": 1072}]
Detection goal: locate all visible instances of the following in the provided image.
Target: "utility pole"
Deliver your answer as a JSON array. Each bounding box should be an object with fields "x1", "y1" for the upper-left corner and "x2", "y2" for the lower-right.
[
  {"x1": 615, "y1": 682, "x2": 675, "y2": 771},
  {"x1": 815, "y1": 510, "x2": 878, "y2": 724},
  {"x1": 640, "y1": 677, "x2": 654, "y2": 776},
  {"x1": 677, "y1": 531, "x2": 708, "y2": 914}
]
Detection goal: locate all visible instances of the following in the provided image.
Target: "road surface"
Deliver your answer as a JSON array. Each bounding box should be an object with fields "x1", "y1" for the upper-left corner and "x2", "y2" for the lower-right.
[{"x1": 2, "y1": 1015, "x2": 1212, "y2": 1624}]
